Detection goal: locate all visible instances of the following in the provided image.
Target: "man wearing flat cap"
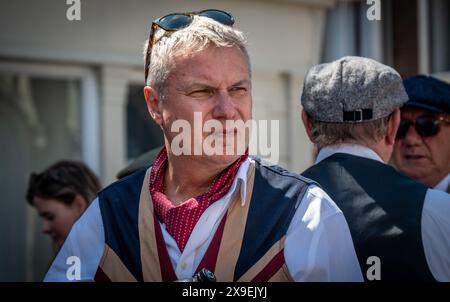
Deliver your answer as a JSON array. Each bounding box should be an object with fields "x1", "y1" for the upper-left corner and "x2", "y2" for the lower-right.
[
  {"x1": 300, "y1": 56, "x2": 450, "y2": 281},
  {"x1": 392, "y1": 75, "x2": 450, "y2": 193}
]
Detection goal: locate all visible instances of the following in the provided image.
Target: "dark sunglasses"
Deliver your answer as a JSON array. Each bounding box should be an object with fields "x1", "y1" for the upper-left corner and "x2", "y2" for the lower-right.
[
  {"x1": 144, "y1": 9, "x2": 235, "y2": 84},
  {"x1": 396, "y1": 115, "x2": 450, "y2": 140}
]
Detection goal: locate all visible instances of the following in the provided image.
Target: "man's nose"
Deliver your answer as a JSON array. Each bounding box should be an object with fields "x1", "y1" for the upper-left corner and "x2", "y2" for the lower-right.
[
  {"x1": 212, "y1": 92, "x2": 236, "y2": 120},
  {"x1": 402, "y1": 123, "x2": 423, "y2": 145}
]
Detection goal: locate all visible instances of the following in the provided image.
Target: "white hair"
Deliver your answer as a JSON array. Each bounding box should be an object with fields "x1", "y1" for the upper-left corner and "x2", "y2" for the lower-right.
[
  {"x1": 143, "y1": 15, "x2": 250, "y2": 98},
  {"x1": 309, "y1": 115, "x2": 392, "y2": 149}
]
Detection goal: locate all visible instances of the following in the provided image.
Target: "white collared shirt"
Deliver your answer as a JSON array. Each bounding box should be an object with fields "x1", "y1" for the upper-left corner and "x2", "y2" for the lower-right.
[
  {"x1": 435, "y1": 173, "x2": 450, "y2": 192},
  {"x1": 316, "y1": 144, "x2": 450, "y2": 281},
  {"x1": 44, "y1": 158, "x2": 363, "y2": 282}
]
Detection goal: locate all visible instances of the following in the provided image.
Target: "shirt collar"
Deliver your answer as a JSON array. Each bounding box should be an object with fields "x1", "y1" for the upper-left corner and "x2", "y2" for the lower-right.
[
  {"x1": 225, "y1": 157, "x2": 251, "y2": 207},
  {"x1": 315, "y1": 143, "x2": 384, "y2": 164},
  {"x1": 435, "y1": 173, "x2": 450, "y2": 192}
]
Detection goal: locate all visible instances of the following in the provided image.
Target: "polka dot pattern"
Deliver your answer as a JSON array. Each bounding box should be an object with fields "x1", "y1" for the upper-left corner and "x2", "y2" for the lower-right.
[{"x1": 149, "y1": 147, "x2": 248, "y2": 252}]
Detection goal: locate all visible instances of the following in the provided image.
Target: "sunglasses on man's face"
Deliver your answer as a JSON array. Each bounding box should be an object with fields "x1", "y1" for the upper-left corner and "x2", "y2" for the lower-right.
[
  {"x1": 396, "y1": 115, "x2": 450, "y2": 140},
  {"x1": 144, "y1": 9, "x2": 235, "y2": 84}
]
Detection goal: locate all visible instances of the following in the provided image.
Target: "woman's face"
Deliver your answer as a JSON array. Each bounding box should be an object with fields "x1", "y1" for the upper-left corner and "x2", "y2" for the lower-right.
[{"x1": 32, "y1": 196, "x2": 85, "y2": 248}]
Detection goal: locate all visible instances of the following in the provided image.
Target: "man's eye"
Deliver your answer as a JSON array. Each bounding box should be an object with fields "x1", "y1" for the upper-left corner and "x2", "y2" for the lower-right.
[
  {"x1": 230, "y1": 87, "x2": 247, "y2": 95},
  {"x1": 231, "y1": 86, "x2": 246, "y2": 91},
  {"x1": 188, "y1": 89, "x2": 213, "y2": 97}
]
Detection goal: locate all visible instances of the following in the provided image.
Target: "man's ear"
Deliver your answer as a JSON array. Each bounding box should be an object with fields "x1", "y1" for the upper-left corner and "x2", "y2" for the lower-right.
[
  {"x1": 386, "y1": 108, "x2": 401, "y2": 146},
  {"x1": 143, "y1": 85, "x2": 163, "y2": 125},
  {"x1": 301, "y1": 110, "x2": 314, "y2": 141}
]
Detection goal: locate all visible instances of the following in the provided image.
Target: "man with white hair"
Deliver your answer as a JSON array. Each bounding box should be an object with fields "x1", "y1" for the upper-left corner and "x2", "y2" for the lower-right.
[
  {"x1": 44, "y1": 10, "x2": 361, "y2": 282},
  {"x1": 301, "y1": 56, "x2": 450, "y2": 281}
]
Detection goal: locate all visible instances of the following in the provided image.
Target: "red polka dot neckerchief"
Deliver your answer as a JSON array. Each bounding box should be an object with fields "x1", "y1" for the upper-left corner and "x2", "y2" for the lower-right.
[{"x1": 149, "y1": 147, "x2": 248, "y2": 252}]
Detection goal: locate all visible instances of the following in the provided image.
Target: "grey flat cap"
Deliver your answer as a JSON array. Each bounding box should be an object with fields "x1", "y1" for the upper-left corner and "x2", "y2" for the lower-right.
[{"x1": 301, "y1": 56, "x2": 408, "y2": 123}]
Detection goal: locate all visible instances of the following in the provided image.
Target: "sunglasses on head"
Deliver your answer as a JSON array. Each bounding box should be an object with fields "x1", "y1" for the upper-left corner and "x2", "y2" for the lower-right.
[
  {"x1": 396, "y1": 115, "x2": 450, "y2": 140},
  {"x1": 144, "y1": 9, "x2": 235, "y2": 84}
]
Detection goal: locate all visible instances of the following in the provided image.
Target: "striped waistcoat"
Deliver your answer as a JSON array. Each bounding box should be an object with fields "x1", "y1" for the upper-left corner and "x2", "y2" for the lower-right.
[{"x1": 94, "y1": 158, "x2": 314, "y2": 282}]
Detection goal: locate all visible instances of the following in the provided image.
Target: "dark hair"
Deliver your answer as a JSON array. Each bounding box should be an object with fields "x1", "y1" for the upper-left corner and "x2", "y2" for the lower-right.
[{"x1": 26, "y1": 160, "x2": 101, "y2": 206}]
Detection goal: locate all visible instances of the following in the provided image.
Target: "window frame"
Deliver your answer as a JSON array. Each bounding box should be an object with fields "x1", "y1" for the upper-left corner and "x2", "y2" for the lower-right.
[{"x1": 0, "y1": 60, "x2": 100, "y2": 175}]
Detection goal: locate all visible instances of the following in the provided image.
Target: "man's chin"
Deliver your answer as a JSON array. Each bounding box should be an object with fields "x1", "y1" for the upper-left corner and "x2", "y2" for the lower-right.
[
  {"x1": 399, "y1": 165, "x2": 430, "y2": 182},
  {"x1": 211, "y1": 153, "x2": 243, "y2": 162}
]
